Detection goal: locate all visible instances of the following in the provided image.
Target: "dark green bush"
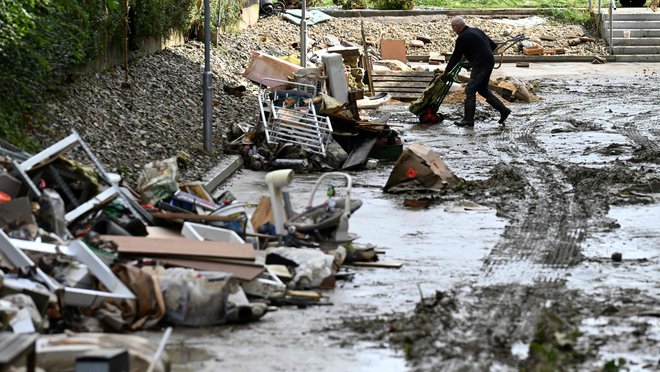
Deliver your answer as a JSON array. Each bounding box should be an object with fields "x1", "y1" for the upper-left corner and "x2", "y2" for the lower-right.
[
  {"x1": 372, "y1": 0, "x2": 414, "y2": 10},
  {"x1": 332, "y1": 0, "x2": 367, "y2": 9},
  {"x1": 0, "y1": 0, "x2": 244, "y2": 150}
]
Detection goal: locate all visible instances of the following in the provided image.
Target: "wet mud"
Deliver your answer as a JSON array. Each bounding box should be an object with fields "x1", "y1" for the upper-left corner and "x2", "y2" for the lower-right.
[
  {"x1": 142, "y1": 65, "x2": 660, "y2": 371},
  {"x1": 343, "y1": 72, "x2": 660, "y2": 370}
]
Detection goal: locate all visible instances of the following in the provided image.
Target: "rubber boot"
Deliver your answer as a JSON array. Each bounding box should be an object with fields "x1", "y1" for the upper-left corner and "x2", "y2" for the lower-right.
[
  {"x1": 454, "y1": 95, "x2": 475, "y2": 127},
  {"x1": 486, "y1": 96, "x2": 511, "y2": 125}
]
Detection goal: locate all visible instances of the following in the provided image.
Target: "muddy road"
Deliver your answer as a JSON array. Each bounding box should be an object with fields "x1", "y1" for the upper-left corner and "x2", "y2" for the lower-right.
[{"x1": 143, "y1": 63, "x2": 660, "y2": 371}]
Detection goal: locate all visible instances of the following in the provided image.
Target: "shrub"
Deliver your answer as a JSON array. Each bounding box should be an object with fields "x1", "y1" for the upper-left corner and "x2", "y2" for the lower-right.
[{"x1": 372, "y1": 0, "x2": 414, "y2": 10}]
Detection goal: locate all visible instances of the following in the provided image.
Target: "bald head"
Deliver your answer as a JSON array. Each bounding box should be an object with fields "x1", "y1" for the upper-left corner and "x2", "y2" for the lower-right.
[{"x1": 451, "y1": 16, "x2": 467, "y2": 35}]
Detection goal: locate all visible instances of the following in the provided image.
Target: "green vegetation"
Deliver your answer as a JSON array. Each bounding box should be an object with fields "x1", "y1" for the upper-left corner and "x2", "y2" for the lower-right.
[
  {"x1": 326, "y1": 0, "x2": 588, "y2": 10},
  {"x1": 0, "y1": 0, "x2": 243, "y2": 150}
]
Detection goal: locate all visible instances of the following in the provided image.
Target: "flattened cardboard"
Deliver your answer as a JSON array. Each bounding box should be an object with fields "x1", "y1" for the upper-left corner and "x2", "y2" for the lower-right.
[
  {"x1": 106, "y1": 235, "x2": 255, "y2": 261},
  {"x1": 380, "y1": 39, "x2": 407, "y2": 63}
]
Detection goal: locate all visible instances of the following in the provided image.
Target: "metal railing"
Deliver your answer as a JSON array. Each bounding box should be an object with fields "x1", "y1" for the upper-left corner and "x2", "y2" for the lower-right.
[{"x1": 593, "y1": 0, "x2": 616, "y2": 54}]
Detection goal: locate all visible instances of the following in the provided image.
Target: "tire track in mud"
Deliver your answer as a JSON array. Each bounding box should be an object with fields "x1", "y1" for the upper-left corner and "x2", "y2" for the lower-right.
[
  {"x1": 390, "y1": 116, "x2": 606, "y2": 369},
  {"x1": 409, "y1": 160, "x2": 590, "y2": 370},
  {"x1": 624, "y1": 126, "x2": 660, "y2": 164}
]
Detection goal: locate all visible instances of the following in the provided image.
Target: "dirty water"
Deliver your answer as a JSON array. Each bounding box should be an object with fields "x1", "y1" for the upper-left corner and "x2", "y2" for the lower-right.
[{"x1": 144, "y1": 64, "x2": 659, "y2": 371}]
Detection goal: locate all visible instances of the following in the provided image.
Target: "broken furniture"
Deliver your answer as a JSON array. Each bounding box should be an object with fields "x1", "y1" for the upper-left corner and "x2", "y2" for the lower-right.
[
  {"x1": 259, "y1": 78, "x2": 333, "y2": 156},
  {"x1": 11, "y1": 130, "x2": 153, "y2": 228},
  {"x1": 0, "y1": 231, "x2": 136, "y2": 307},
  {"x1": 0, "y1": 332, "x2": 38, "y2": 372}
]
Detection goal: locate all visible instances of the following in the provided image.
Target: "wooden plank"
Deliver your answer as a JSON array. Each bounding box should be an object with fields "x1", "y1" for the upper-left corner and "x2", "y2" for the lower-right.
[
  {"x1": 372, "y1": 76, "x2": 435, "y2": 82},
  {"x1": 373, "y1": 81, "x2": 432, "y2": 88},
  {"x1": 349, "y1": 261, "x2": 403, "y2": 268},
  {"x1": 380, "y1": 39, "x2": 407, "y2": 63},
  {"x1": 361, "y1": 19, "x2": 375, "y2": 96},
  {"x1": 376, "y1": 92, "x2": 421, "y2": 99},
  {"x1": 106, "y1": 235, "x2": 255, "y2": 261},
  {"x1": 157, "y1": 258, "x2": 264, "y2": 281},
  {"x1": 250, "y1": 196, "x2": 273, "y2": 230},
  {"x1": 373, "y1": 82, "x2": 432, "y2": 88},
  {"x1": 373, "y1": 70, "x2": 435, "y2": 76},
  {"x1": 286, "y1": 289, "x2": 321, "y2": 301},
  {"x1": 372, "y1": 87, "x2": 427, "y2": 93}
]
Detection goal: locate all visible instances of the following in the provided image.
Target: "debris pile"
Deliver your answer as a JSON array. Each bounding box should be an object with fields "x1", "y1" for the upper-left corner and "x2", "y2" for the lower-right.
[{"x1": 0, "y1": 129, "x2": 394, "y2": 370}]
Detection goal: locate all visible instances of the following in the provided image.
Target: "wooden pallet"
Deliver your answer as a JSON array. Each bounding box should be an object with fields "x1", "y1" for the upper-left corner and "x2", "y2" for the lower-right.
[{"x1": 371, "y1": 70, "x2": 436, "y2": 101}]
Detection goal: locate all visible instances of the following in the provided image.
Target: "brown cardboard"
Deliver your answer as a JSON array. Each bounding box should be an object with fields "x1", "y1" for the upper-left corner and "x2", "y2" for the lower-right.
[
  {"x1": 380, "y1": 39, "x2": 407, "y2": 63},
  {"x1": 384, "y1": 142, "x2": 461, "y2": 192}
]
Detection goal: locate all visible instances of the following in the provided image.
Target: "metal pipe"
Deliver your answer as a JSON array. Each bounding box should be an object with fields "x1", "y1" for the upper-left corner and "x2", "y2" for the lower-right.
[
  {"x1": 609, "y1": 0, "x2": 614, "y2": 55},
  {"x1": 300, "y1": 0, "x2": 307, "y2": 67},
  {"x1": 203, "y1": 0, "x2": 213, "y2": 153}
]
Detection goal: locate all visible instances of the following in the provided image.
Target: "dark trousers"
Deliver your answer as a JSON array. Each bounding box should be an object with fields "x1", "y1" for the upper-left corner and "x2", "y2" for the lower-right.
[{"x1": 466, "y1": 65, "x2": 497, "y2": 101}]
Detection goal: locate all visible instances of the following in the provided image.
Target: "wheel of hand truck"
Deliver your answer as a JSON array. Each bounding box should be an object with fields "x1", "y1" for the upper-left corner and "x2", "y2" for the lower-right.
[{"x1": 419, "y1": 107, "x2": 443, "y2": 125}]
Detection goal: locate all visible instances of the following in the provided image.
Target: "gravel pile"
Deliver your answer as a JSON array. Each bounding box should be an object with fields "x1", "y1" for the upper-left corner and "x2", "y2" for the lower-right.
[{"x1": 37, "y1": 13, "x2": 607, "y2": 187}]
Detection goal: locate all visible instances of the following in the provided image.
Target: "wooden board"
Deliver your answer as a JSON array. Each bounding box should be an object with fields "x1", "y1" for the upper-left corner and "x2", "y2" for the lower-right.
[
  {"x1": 349, "y1": 261, "x2": 403, "y2": 268},
  {"x1": 157, "y1": 258, "x2": 264, "y2": 281},
  {"x1": 286, "y1": 289, "x2": 321, "y2": 301},
  {"x1": 371, "y1": 71, "x2": 435, "y2": 101},
  {"x1": 250, "y1": 196, "x2": 273, "y2": 231},
  {"x1": 106, "y1": 235, "x2": 255, "y2": 261},
  {"x1": 380, "y1": 39, "x2": 407, "y2": 63}
]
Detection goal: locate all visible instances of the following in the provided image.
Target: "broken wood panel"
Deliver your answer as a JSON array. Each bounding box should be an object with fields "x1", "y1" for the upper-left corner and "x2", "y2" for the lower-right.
[
  {"x1": 372, "y1": 81, "x2": 431, "y2": 89},
  {"x1": 372, "y1": 75, "x2": 436, "y2": 82},
  {"x1": 372, "y1": 85, "x2": 428, "y2": 93},
  {"x1": 156, "y1": 258, "x2": 264, "y2": 281},
  {"x1": 106, "y1": 235, "x2": 256, "y2": 261},
  {"x1": 372, "y1": 70, "x2": 435, "y2": 76}
]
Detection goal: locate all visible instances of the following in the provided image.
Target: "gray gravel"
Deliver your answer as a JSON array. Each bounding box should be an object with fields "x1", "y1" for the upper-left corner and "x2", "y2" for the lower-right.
[{"x1": 37, "y1": 13, "x2": 607, "y2": 187}]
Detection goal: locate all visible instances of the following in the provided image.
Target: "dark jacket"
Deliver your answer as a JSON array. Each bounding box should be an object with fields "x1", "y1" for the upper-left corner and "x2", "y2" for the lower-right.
[{"x1": 445, "y1": 26, "x2": 497, "y2": 73}]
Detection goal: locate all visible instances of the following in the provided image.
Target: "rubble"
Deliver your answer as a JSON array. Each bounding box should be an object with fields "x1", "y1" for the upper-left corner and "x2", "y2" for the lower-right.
[{"x1": 0, "y1": 129, "x2": 386, "y2": 370}]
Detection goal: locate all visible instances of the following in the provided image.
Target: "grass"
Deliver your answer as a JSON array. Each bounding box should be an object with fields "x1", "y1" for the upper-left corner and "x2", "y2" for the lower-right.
[
  {"x1": 319, "y1": 0, "x2": 590, "y2": 8},
  {"x1": 319, "y1": 0, "x2": 594, "y2": 26}
]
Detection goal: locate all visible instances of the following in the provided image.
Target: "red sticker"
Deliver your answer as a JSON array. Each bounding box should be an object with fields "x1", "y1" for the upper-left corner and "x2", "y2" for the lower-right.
[{"x1": 406, "y1": 168, "x2": 417, "y2": 179}]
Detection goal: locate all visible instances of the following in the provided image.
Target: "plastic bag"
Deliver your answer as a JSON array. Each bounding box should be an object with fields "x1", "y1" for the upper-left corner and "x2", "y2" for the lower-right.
[
  {"x1": 136, "y1": 157, "x2": 178, "y2": 205},
  {"x1": 157, "y1": 268, "x2": 231, "y2": 326}
]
